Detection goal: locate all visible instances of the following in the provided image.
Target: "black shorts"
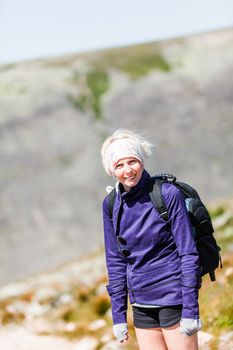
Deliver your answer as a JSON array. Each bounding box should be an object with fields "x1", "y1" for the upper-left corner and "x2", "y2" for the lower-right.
[{"x1": 133, "y1": 305, "x2": 182, "y2": 329}]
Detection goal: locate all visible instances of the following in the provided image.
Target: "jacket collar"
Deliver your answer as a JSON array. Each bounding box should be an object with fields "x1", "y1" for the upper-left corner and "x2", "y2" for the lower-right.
[{"x1": 117, "y1": 169, "x2": 150, "y2": 201}]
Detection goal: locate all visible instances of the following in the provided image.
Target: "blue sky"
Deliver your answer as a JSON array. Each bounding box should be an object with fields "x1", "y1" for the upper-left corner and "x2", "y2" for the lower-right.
[{"x1": 0, "y1": 0, "x2": 233, "y2": 64}]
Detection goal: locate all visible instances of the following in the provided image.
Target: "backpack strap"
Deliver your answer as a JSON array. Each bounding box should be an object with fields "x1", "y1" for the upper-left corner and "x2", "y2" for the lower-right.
[
  {"x1": 149, "y1": 178, "x2": 169, "y2": 222},
  {"x1": 108, "y1": 188, "x2": 117, "y2": 220},
  {"x1": 107, "y1": 176, "x2": 170, "y2": 222}
]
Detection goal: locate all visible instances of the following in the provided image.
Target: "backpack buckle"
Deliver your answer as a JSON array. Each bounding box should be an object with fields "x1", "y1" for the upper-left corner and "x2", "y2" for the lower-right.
[
  {"x1": 160, "y1": 211, "x2": 169, "y2": 221},
  {"x1": 155, "y1": 173, "x2": 176, "y2": 183},
  {"x1": 165, "y1": 174, "x2": 176, "y2": 183}
]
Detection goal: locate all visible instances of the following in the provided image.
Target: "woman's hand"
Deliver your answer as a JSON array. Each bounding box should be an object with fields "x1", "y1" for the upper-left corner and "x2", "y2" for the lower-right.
[
  {"x1": 113, "y1": 323, "x2": 129, "y2": 342},
  {"x1": 180, "y1": 318, "x2": 202, "y2": 336}
]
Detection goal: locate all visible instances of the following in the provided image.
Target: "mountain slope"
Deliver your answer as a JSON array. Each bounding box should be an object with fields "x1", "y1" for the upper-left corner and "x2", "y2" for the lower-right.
[{"x1": 0, "y1": 28, "x2": 233, "y2": 285}]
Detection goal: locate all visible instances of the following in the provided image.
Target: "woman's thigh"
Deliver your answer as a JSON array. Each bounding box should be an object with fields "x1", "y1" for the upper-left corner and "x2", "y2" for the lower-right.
[
  {"x1": 135, "y1": 327, "x2": 168, "y2": 350},
  {"x1": 162, "y1": 323, "x2": 198, "y2": 350}
]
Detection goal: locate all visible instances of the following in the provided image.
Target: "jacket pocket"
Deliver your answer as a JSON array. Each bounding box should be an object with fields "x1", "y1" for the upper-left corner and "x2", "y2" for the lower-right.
[{"x1": 129, "y1": 260, "x2": 181, "y2": 292}]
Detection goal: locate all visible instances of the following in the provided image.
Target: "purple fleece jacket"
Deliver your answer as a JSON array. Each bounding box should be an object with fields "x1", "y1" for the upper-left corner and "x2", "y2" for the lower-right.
[{"x1": 102, "y1": 170, "x2": 200, "y2": 324}]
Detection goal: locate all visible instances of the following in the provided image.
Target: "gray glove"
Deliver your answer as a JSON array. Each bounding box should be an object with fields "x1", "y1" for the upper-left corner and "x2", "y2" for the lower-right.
[
  {"x1": 180, "y1": 318, "x2": 202, "y2": 336},
  {"x1": 113, "y1": 323, "x2": 128, "y2": 342}
]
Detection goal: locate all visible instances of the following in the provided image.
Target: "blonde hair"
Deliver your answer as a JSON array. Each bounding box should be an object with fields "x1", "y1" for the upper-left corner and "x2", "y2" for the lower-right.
[{"x1": 101, "y1": 129, "x2": 153, "y2": 175}]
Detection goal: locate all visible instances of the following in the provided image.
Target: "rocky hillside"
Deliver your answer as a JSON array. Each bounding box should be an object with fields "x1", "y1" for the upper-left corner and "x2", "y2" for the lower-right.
[{"x1": 0, "y1": 28, "x2": 233, "y2": 285}]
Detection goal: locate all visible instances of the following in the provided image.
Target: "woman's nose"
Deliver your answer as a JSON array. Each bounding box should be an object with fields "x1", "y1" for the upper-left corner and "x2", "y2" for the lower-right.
[{"x1": 124, "y1": 164, "x2": 133, "y2": 174}]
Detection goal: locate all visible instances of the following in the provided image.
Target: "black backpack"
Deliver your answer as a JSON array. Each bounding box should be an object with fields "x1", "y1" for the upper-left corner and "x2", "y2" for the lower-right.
[{"x1": 107, "y1": 173, "x2": 222, "y2": 283}]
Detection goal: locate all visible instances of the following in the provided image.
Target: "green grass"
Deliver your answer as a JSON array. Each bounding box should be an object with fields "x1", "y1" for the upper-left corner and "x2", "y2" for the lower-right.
[
  {"x1": 57, "y1": 154, "x2": 74, "y2": 167},
  {"x1": 0, "y1": 82, "x2": 28, "y2": 95},
  {"x1": 68, "y1": 42, "x2": 171, "y2": 118},
  {"x1": 103, "y1": 51, "x2": 171, "y2": 79},
  {"x1": 210, "y1": 206, "x2": 225, "y2": 219},
  {"x1": 209, "y1": 202, "x2": 233, "y2": 251},
  {"x1": 215, "y1": 229, "x2": 233, "y2": 251},
  {"x1": 68, "y1": 68, "x2": 109, "y2": 120},
  {"x1": 199, "y1": 198, "x2": 233, "y2": 338},
  {"x1": 204, "y1": 207, "x2": 233, "y2": 339},
  {"x1": 88, "y1": 41, "x2": 172, "y2": 79},
  {"x1": 199, "y1": 254, "x2": 233, "y2": 336},
  {"x1": 86, "y1": 69, "x2": 109, "y2": 119},
  {"x1": 0, "y1": 64, "x2": 16, "y2": 72}
]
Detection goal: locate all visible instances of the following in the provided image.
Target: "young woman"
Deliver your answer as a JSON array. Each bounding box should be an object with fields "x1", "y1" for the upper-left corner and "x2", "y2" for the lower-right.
[{"x1": 101, "y1": 129, "x2": 202, "y2": 350}]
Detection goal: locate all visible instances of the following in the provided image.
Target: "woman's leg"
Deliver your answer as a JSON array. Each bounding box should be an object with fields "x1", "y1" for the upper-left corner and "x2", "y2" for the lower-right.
[
  {"x1": 135, "y1": 327, "x2": 168, "y2": 350},
  {"x1": 162, "y1": 323, "x2": 198, "y2": 350}
]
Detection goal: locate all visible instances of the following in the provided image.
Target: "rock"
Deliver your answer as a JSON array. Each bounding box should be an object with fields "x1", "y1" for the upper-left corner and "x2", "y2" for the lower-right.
[
  {"x1": 105, "y1": 308, "x2": 112, "y2": 320},
  {"x1": 213, "y1": 212, "x2": 232, "y2": 230},
  {"x1": 52, "y1": 320, "x2": 65, "y2": 330},
  {"x1": 56, "y1": 293, "x2": 74, "y2": 305},
  {"x1": 101, "y1": 340, "x2": 120, "y2": 350},
  {"x1": 100, "y1": 333, "x2": 112, "y2": 344},
  {"x1": 224, "y1": 267, "x2": 233, "y2": 281},
  {"x1": 218, "y1": 331, "x2": 233, "y2": 350},
  {"x1": 0, "y1": 326, "x2": 76, "y2": 350},
  {"x1": 63, "y1": 322, "x2": 77, "y2": 332},
  {"x1": 219, "y1": 266, "x2": 233, "y2": 285},
  {"x1": 95, "y1": 283, "x2": 107, "y2": 296},
  {"x1": 198, "y1": 331, "x2": 214, "y2": 350},
  {"x1": 26, "y1": 302, "x2": 50, "y2": 317},
  {"x1": 6, "y1": 301, "x2": 28, "y2": 315},
  {"x1": 0, "y1": 283, "x2": 32, "y2": 301},
  {"x1": 88, "y1": 319, "x2": 106, "y2": 331},
  {"x1": 23, "y1": 318, "x2": 54, "y2": 334},
  {"x1": 34, "y1": 286, "x2": 58, "y2": 303},
  {"x1": 73, "y1": 337, "x2": 98, "y2": 350},
  {"x1": 4, "y1": 300, "x2": 49, "y2": 320},
  {"x1": 47, "y1": 320, "x2": 77, "y2": 334}
]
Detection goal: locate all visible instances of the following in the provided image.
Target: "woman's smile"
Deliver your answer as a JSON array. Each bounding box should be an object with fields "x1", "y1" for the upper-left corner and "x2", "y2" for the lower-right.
[{"x1": 114, "y1": 157, "x2": 143, "y2": 191}]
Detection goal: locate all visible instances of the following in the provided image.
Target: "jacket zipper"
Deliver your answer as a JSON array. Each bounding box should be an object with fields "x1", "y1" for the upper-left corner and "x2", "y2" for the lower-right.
[{"x1": 115, "y1": 196, "x2": 124, "y2": 254}]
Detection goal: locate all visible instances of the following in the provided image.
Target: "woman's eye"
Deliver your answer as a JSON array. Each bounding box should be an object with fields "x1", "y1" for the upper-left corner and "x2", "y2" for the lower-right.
[{"x1": 115, "y1": 164, "x2": 122, "y2": 169}]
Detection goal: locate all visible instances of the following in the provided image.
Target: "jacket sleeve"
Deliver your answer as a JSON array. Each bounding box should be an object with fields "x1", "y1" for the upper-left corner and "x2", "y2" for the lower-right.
[
  {"x1": 163, "y1": 184, "x2": 200, "y2": 319},
  {"x1": 102, "y1": 196, "x2": 128, "y2": 324}
]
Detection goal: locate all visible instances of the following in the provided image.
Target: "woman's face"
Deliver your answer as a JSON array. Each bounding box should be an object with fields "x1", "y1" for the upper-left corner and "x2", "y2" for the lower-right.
[{"x1": 114, "y1": 157, "x2": 143, "y2": 191}]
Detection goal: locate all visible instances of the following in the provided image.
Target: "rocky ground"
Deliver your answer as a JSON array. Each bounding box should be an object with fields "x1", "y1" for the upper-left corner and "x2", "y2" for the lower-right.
[
  {"x1": 0, "y1": 243, "x2": 232, "y2": 350},
  {"x1": 0, "y1": 252, "x2": 130, "y2": 350}
]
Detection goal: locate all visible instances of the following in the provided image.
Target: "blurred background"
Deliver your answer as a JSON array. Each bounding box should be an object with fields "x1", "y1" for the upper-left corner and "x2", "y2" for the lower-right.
[{"x1": 0, "y1": 1, "x2": 233, "y2": 349}]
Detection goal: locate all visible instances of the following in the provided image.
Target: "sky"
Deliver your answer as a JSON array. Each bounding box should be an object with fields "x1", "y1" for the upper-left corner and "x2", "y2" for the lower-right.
[{"x1": 0, "y1": 0, "x2": 233, "y2": 65}]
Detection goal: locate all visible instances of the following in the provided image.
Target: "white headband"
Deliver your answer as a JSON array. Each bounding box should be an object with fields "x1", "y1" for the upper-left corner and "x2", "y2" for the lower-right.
[{"x1": 103, "y1": 138, "x2": 145, "y2": 175}]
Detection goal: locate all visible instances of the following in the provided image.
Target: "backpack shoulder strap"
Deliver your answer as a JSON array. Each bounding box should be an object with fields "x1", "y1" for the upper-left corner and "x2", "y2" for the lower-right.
[
  {"x1": 108, "y1": 176, "x2": 171, "y2": 221},
  {"x1": 149, "y1": 177, "x2": 169, "y2": 222},
  {"x1": 107, "y1": 188, "x2": 117, "y2": 220}
]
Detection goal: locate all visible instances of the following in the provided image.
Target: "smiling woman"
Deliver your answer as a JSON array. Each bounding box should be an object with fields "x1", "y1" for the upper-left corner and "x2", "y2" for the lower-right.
[
  {"x1": 100, "y1": 129, "x2": 202, "y2": 350},
  {"x1": 114, "y1": 158, "x2": 143, "y2": 192},
  {"x1": 100, "y1": 129, "x2": 153, "y2": 176}
]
